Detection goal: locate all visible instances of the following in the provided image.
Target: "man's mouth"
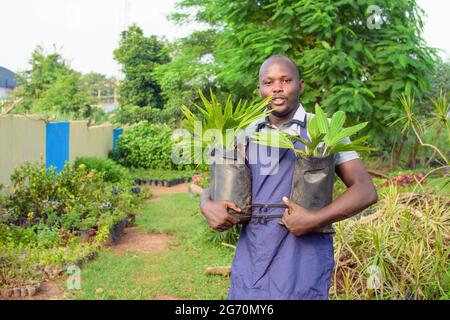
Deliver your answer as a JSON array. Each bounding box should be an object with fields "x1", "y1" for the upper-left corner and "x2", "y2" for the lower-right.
[{"x1": 271, "y1": 96, "x2": 286, "y2": 105}]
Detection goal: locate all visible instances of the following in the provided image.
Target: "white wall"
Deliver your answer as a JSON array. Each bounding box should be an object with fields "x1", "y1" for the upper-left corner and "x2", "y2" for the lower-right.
[{"x1": 0, "y1": 87, "x2": 12, "y2": 100}]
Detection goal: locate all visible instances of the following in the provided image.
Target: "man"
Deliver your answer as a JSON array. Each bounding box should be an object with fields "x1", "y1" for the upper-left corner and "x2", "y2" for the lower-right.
[{"x1": 200, "y1": 55, "x2": 377, "y2": 299}]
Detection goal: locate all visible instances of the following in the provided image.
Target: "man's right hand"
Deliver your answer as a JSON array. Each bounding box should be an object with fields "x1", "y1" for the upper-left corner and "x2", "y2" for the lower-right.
[{"x1": 200, "y1": 199, "x2": 240, "y2": 232}]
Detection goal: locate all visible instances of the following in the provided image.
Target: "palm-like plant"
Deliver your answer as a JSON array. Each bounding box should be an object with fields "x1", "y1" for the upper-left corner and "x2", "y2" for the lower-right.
[
  {"x1": 253, "y1": 104, "x2": 374, "y2": 157},
  {"x1": 181, "y1": 89, "x2": 272, "y2": 151}
]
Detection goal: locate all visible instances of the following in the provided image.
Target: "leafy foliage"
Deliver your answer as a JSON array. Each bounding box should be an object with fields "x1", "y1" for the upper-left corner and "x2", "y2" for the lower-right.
[
  {"x1": 33, "y1": 71, "x2": 93, "y2": 119},
  {"x1": 172, "y1": 0, "x2": 437, "y2": 148},
  {"x1": 181, "y1": 89, "x2": 272, "y2": 151},
  {"x1": 15, "y1": 45, "x2": 71, "y2": 111},
  {"x1": 254, "y1": 104, "x2": 373, "y2": 157},
  {"x1": 389, "y1": 93, "x2": 449, "y2": 166},
  {"x1": 74, "y1": 157, "x2": 130, "y2": 184},
  {"x1": 114, "y1": 121, "x2": 189, "y2": 170},
  {"x1": 2, "y1": 162, "x2": 141, "y2": 231},
  {"x1": 152, "y1": 30, "x2": 219, "y2": 124},
  {"x1": 110, "y1": 105, "x2": 162, "y2": 125},
  {"x1": 113, "y1": 24, "x2": 169, "y2": 109},
  {"x1": 13, "y1": 46, "x2": 94, "y2": 119}
]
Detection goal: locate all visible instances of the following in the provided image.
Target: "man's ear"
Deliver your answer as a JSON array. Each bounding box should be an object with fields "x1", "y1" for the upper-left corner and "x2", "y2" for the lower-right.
[
  {"x1": 299, "y1": 80, "x2": 305, "y2": 95},
  {"x1": 257, "y1": 85, "x2": 262, "y2": 98}
]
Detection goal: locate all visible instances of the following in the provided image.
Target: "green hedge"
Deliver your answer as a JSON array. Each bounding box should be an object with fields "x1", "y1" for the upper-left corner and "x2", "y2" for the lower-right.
[
  {"x1": 74, "y1": 157, "x2": 130, "y2": 183},
  {"x1": 114, "y1": 121, "x2": 192, "y2": 171}
]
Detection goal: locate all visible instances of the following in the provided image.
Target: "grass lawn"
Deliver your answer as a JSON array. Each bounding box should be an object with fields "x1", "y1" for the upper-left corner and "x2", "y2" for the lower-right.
[{"x1": 67, "y1": 193, "x2": 235, "y2": 300}]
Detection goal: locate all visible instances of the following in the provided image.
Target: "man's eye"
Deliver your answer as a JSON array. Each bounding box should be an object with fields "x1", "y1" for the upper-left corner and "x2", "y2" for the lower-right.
[
  {"x1": 264, "y1": 81, "x2": 272, "y2": 85},
  {"x1": 283, "y1": 79, "x2": 292, "y2": 83}
]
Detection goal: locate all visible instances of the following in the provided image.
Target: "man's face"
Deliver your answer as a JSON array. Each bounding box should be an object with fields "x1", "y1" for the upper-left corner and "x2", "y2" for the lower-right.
[{"x1": 258, "y1": 60, "x2": 304, "y2": 117}]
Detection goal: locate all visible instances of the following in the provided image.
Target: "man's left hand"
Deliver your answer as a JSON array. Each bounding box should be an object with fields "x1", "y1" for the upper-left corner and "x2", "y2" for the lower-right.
[{"x1": 281, "y1": 196, "x2": 322, "y2": 236}]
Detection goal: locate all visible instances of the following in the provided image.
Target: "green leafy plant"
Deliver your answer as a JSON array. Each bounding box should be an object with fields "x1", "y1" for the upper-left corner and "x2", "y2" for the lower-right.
[
  {"x1": 425, "y1": 90, "x2": 450, "y2": 166},
  {"x1": 74, "y1": 157, "x2": 130, "y2": 183},
  {"x1": 114, "y1": 121, "x2": 192, "y2": 170},
  {"x1": 4, "y1": 162, "x2": 142, "y2": 231},
  {"x1": 181, "y1": 89, "x2": 272, "y2": 150},
  {"x1": 170, "y1": 0, "x2": 436, "y2": 151},
  {"x1": 253, "y1": 104, "x2": 374, "y2": 157}
]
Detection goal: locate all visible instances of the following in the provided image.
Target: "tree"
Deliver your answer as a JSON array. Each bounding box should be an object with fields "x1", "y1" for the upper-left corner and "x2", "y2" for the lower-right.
[
  {"x1": 16, "y1": 45, "x2": 71, "y2": 111},
  {"x1": 33, "y1": 70, "x2": 93, "y2": 119},
  {"x1": 13, "y1": 46, "x2": 94, "y2": 119},
  {"x1": 113, "y1": 24, "x2": 169, "y2": 108},
  {"x1": 172, "y1": 0, "x2": 437, "y2": 148},
  {"x1": 428, "y1": 59, "x2": 450, "y2": 98},
  {"x1": 152, "y1": 30, "x2": 219, "y2": 125}
]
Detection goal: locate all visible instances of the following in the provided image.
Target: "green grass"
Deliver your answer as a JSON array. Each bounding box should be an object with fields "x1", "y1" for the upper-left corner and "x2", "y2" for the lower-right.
[
  {"x1": 67, "y1": 193, "x2": 234, "y2": 300},
  {"x1": 64, "y1": 186, "x2": 449, "y2": 300}
]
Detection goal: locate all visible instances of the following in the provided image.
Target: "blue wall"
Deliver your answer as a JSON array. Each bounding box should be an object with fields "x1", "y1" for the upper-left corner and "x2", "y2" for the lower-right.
[
  {"x1": 113, "y1": 128, "x2": 123, "y2": 149},
  {"x1": 45, "y1": 123, "x2": 122, "y2": 172},
  {"x1": 46, "y1": 122, "x2": 70, "y2": 173}
]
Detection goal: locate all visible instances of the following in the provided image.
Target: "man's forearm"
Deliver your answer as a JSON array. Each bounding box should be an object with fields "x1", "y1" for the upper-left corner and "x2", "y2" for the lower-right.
[{"x1": 315, "y1": 182, "x2": 377, "y2": 227}]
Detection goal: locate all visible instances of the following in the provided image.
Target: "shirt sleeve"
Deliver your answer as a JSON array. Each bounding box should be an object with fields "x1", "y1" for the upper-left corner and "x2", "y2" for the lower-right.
[{"x1": 334, "y1": 137, "x2": 359, "y2": 166}]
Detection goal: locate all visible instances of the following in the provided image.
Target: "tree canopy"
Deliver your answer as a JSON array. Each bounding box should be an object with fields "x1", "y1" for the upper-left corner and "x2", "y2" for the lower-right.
[
  {"x1": 113, "y1": 24, "x2": 169, "y2": 109},
  {"x1": 168, "y1": 0, "x2": 437, "y2": 147}
]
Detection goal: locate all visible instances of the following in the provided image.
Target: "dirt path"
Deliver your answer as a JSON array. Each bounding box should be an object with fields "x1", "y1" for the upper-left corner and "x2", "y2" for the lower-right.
[
  {"x1": 109, "y1": 227, "x2": 172, "y2": 254},
  {"x1": 146, "y1": 183, "x2": 190, "y2": 197}
]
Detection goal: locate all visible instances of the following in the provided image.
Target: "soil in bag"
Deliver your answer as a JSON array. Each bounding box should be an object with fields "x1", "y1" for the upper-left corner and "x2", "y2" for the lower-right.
[
  {"x1": 290, "y1": 154, "x2": 335, "y2": 233},
  {"x1": 210, "y1": 147, "x2": 252, "y2": 224}
]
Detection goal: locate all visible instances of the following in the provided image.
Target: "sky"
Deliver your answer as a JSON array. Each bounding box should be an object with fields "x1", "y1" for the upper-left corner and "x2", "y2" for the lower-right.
[{"x1": 1, "y1": 0, "x2": 449, "y2": 78}]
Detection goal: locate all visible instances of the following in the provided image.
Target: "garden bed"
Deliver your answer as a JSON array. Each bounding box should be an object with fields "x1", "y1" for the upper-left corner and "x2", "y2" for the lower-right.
[
  {"x1": 130, "y1": 168, "x2": 195, "y2": 187},
  {"x1": 0, "y1": 216, "x2": 135, "y2": 299},
  {"x1": 135, "y1": 177, "x2": 192, "y2": 187}
]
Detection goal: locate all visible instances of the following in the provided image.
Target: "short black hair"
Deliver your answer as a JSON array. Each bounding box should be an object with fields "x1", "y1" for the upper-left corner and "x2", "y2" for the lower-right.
[{"x1": 259, "y1": 55, "x2": 301, "y2": 81}]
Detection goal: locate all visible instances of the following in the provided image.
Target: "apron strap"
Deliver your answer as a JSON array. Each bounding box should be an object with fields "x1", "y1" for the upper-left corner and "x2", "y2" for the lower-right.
[{"x1": 251, "y1": 204, "x2": 287, "y2": 224}]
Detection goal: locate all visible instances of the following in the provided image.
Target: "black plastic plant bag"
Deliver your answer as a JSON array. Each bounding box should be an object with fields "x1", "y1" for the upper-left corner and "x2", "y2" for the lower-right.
[
  {"x1": 210, "y1": 147, "x2": 252, "y2": 224},
  {"x1": 290, "y1": 154, "x2": 335, "y2": 233}
]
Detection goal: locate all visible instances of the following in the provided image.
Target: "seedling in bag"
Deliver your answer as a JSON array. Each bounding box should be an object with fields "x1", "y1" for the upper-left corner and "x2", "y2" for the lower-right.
[
  {"x1": 253, "y1": 104, "x2": 375, "y2": 233},
  {"x1": 180, "y1": 89, "x2": 272, "y2": 223}
]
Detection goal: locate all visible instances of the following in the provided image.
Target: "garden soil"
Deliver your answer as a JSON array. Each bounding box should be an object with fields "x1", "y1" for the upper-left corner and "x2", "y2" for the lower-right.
[{"x1": 109, "y1": 227, "x2": 172, "y2": 254}]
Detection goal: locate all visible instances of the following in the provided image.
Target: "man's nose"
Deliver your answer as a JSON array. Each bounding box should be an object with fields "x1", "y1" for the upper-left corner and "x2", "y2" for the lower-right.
[{"x1": 272, "y1": 84, "x2": 283, "y2": 94}]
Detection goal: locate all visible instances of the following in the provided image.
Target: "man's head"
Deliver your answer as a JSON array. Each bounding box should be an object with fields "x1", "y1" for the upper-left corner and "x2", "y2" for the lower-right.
[{"x1": 258, "y1": 55, "x2": 304, "y2": 118}]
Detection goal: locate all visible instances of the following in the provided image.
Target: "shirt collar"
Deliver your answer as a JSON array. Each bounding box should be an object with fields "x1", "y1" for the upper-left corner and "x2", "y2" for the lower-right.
[{"x1": 256, "y1": 103, "x2": 307, "y2": 132}]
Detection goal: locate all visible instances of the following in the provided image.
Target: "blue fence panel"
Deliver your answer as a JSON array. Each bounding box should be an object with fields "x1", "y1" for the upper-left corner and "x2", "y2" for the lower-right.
[
  {"x1": 46, "y1": 122, "x2": 70, "y2": 173},
  {"x1": 113, "y1": 128, "x2": 123, "y2": 149}
]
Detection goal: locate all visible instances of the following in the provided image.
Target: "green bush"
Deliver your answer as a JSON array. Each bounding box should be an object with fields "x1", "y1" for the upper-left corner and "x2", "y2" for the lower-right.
[
  {"x1": 115, "y1": 121, "x2": 190, "y2": 170},
  {"x1": 3, "y1": 162, "x2": 142, "y2": 231},
  {"x1": 110, "y1": 105, "x2": 162, "y2": 125},
  {"x1": 74, "y1": 157, "x2": 130, "y2": 183},
  {"x1": 0, "y1": 162, "x2": 146, "y2": 288}
]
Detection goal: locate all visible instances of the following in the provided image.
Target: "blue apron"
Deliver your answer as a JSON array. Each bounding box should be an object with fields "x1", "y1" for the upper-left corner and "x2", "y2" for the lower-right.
[{"x1": 227, "y1": 124, "x2": 335, "y2": 300}]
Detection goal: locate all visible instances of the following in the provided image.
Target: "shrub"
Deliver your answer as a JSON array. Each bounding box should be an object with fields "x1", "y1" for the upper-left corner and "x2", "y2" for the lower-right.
[
  {"x1": 110, "y1": 105, "x2": 162, "y2": 125},
  {"x1": 4, "y1": 162, "x2": 142, "y2": 231},
  {"x1": 74, "y1": 157, "x2": 130, "y2": 183},
  {"x1": 331, "y1": 186, "x2": 449, "y2": 300},
  {"x1": 115, "y1": 121, "x2": 190, "y2": 170}
]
